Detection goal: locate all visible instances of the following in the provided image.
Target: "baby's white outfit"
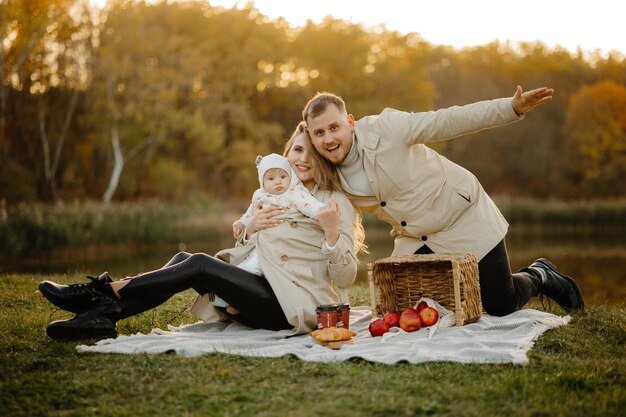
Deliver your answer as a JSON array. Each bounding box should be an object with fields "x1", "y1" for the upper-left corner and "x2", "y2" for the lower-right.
[
  {"x1": 236, "y1": 183, "x2": 326, "y2": 228},
  {"x1": 237, "y1": 153, "x2": 326, "y2": 228},
  {"x1": 213, "y1": 154, "x2": 325, "y2": 309}
]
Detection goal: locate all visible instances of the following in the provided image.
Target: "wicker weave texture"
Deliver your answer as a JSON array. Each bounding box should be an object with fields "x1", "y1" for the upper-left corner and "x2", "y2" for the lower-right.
[{"x1": 368, "y1": 253, "x2": 482, "y2": 326}]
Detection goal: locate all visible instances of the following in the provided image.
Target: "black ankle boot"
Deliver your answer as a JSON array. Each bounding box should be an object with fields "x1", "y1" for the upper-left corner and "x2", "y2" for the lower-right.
[
  {"x1": 46, "y1": 297, "x2": 121, "y2": 341},
  {"x1": 39, "y1": 272, "x2": 115, "y2": 314},
  {"x1": 520, "y1": 258, "x2": 584, "y2": 311}
]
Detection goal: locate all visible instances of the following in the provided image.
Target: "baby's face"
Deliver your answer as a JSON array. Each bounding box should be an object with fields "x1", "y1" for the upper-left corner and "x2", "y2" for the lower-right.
[{"x1": 263, "y1": 168, "x2": 290, "y2": 194}]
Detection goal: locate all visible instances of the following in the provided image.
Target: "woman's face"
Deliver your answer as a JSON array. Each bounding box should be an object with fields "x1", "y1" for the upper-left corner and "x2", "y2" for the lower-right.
[{"x1": 286, "y1": 132, "x2": 318, "y2": 190}]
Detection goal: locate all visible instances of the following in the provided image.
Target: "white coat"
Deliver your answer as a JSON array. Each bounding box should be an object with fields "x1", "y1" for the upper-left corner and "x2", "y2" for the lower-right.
[
  {"x1": 340, "y1": 97, "x2": 521, "y2": 260},
  {"x1": 192, "y1": 189, "x2": 357, "y2": 334}
]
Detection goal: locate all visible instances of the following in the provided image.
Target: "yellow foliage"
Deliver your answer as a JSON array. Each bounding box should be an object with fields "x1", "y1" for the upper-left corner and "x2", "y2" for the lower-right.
[{"x1": 564, "y1": 80, "x2": 626, "y2": 196}]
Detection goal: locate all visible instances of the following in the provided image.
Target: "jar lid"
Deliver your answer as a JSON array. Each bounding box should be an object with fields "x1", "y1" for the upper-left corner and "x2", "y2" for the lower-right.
[{"x1": 316, "y1": 304, "x2": 337, "y2": 311}]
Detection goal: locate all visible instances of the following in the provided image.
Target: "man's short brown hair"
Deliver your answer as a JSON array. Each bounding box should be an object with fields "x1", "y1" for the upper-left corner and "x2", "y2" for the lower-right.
[{"x1": 302, "y1": 92, "x2": 346, "y2": 121}]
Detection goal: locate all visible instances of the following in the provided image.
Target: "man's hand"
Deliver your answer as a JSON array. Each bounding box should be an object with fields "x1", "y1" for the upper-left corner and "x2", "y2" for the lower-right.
[{"x1": 511, "y1": 85, "x2": 554, "y2": 116}]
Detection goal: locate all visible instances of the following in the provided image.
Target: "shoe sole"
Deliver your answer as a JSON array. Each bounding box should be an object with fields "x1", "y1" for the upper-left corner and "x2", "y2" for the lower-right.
[
  {"x1": 46, "y1": 324, "x2": 117, "y2": 341},
  {"x1": 535, "y1": 258, "x2": 585, "y2": 311},
  {"x1": 38, "y1": 281, "x2": 87, "y2": 314}
]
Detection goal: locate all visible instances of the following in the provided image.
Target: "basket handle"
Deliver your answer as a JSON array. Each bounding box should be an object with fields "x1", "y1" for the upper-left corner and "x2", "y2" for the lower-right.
[
  {"x1": 452, "y1": 259, "x2": 463, "y2": 326},
  {"x1": 367, "y1": 263, "x2": 378, "y2": 317}
]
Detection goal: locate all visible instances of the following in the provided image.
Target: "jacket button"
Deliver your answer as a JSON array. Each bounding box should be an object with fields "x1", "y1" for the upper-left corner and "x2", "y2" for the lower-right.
[
  {"x1": 290, "y1": 221, "x2": 298, "y2": 228},
  {"x1": 401, "y1": 221, "x2": 407, "y2": 227},
  {"x1": 380, "y1": 201, "x2": 386, "y2": 207},
  {"x1": 280, "y1": 254, "x2": 288, "y2": 262},
  {"x1": 421, "y1": 236, "x2": 427, "y2": 241}
]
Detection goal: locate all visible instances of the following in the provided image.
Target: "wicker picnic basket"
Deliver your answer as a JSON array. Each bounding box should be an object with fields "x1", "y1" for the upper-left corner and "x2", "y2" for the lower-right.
[{"x1": 368, "y1": 253, "x2": 482, "y2": 326}]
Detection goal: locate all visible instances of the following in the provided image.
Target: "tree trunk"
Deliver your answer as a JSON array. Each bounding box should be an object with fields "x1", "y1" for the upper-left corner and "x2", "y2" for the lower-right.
[
  {"x1": 51, "y1": 89, "x2": 79, "y2": 179},
  {"x1": 102, "y1": 123, "x2": 124, "y2": 204},
  {"x1": 38, "y1": 105, "x2": 54, "y2": 201},
  {"x1": 36, "y1": 89, "x2": 80, "y2": 201}
]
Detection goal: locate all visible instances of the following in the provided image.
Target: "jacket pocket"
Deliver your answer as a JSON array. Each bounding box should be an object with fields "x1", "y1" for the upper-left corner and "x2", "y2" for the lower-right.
[
  {"x1": 289, "y1": 264, "x2": 328, "y2": 291},
  {"x1": 420, "y1": 180, "x2": 475, "y2": 233},
  {"x1": 376, "y1": 161, "x2": 402, "y2": 194}
]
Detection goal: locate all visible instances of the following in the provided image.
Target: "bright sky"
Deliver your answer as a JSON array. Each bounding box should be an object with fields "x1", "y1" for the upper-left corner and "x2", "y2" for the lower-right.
[{"x1": 208, "y1": 0, "x2": 626, "y2": 56}]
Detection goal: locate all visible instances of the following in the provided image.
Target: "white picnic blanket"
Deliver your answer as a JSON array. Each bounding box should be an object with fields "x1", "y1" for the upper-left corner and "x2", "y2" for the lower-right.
[{"x1": 76, "y1": 307, "x2": 570, "y2": 365}]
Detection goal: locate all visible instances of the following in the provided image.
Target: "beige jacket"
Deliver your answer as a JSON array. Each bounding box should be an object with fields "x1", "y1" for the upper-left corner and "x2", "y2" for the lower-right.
[
  {"x1": 191, "y1": 189, "x2": 357, "y2": 335},
  {"x1": 341, "y1": 97, "x2": 521, "y2": 260}
]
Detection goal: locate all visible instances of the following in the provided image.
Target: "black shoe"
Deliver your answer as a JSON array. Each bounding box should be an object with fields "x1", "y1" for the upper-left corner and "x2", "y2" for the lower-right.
[
  {"x1": 46, "y1": 309, "x2": 118, "y2": 341},
  {"x1": 526, "y1": 258, "x2": 584, "y2": 311},
  {"x1": 39, "y1": 272, "x2": 114, "y2": 314}
]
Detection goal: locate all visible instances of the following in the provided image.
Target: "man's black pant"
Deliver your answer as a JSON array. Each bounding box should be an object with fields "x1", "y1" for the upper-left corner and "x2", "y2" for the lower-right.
[{"x1": 415, "y1": 239, "x2": 539, "y2": 316}]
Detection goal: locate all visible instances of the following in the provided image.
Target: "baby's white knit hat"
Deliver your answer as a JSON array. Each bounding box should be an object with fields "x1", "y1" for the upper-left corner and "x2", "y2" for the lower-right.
[{"x1": 256, "y1": 153, "x2": 292, "y2": 190}]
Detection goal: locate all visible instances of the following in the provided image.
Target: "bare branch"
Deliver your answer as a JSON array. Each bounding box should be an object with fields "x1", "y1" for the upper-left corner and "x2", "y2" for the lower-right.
[{"x1": 51, "y1": 88, "x2": 80, "y2": 176}]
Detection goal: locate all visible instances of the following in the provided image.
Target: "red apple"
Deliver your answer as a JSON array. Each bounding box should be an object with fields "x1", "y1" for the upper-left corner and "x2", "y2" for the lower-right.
[
  {"x1": 401, "y1": 307, "x2": 418, "y2": 317},
  {"x1": 399, "y1": 310, "x2": 421, "y2": 332},
  {"x1": 418, "y1": 306, "x2": 439, "y2": 327},
  {"x1": 368, "y1": 318, "x2": 390, "y2": 337},
  {"x1": 416, "y1": 301, "x2": 429, "y2": 312},
  {"x1": 383, "y1": 311, "x2": 401, "y2": 328}
]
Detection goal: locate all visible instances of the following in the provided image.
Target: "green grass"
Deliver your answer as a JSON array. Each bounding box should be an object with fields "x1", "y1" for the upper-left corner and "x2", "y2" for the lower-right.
[{"x1": 1, "y1": 274, "x2": 624, "y2": 417}]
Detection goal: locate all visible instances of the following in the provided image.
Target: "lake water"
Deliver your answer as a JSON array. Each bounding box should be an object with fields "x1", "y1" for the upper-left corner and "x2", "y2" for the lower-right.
[{"x1": 3, "y1": 229, "x2": 624, "y2": 305}]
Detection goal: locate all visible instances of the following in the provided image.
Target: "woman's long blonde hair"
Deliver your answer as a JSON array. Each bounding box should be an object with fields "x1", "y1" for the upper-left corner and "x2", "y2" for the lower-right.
[{"x1": 283, "y1": 122, "x2": 368, "y2": 254}]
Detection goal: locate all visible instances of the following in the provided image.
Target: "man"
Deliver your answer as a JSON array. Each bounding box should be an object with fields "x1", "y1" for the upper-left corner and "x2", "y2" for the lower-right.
[{"x1": 302, "y1": 86, "x2": 584, "y2": 315}]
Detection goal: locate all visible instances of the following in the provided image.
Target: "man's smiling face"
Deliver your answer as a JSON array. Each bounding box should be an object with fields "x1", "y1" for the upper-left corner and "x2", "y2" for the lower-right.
[{"x1": 306, "y1": 103, "x2": 354, "y2": 165}]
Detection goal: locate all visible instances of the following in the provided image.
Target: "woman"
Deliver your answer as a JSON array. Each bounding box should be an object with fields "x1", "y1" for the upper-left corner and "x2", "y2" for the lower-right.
[{"x1": 39, "y1": 122, "x2": 364, "y2": 340}]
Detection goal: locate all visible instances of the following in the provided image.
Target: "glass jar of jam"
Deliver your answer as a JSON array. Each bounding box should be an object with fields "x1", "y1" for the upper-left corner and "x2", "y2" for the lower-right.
[
  {"x1": 316, "y1": 304, "x2": 337, "y2": 329},
  {"x1": 336, "y1": 303, "x2": 350, "y2": 329}
]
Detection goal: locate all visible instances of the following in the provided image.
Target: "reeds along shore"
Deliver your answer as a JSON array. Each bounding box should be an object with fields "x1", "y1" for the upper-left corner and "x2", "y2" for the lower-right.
[{"x1": 1, "y1": 197, "x2": 625, "y2": 256}]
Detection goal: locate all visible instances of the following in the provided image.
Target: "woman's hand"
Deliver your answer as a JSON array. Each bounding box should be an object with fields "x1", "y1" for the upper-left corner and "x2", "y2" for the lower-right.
[
  {"x1": 232, "y1": 220, "x2": 245, "y2": 238},
  {"x1": 318, "y1": 196, "x2": 340, "y2": 247},
  {"x1": 245, "y1": 202, "x2": 284, "y2": 239}
]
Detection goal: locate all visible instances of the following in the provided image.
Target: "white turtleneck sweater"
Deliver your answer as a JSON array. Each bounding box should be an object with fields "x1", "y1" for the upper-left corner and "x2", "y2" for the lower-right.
[{"x1": 338, "y1": 134, "x2": 376, "y2": 197}]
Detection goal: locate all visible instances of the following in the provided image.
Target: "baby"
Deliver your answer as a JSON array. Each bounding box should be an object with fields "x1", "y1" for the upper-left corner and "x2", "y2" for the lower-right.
[
  {"x1": 232, "y1": 153, "x2": 326, "y2": 238},
  {"x1": 214, "y1": 153, "x2": 327, "y2": 314}
]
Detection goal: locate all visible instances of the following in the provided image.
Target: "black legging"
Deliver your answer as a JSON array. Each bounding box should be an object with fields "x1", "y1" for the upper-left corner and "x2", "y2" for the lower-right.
[
  {"x1": 415, "y1": 239, "x2": 539, "y2": 316},
  {"x1": 115, "y1": 252, "x2": 291, "y2": 331}
]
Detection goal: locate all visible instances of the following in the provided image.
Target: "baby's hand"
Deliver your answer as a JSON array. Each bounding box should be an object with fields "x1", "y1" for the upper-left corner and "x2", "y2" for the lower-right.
[{"x1": 233, "y1": 221, "x2": 245, "y2": 238}]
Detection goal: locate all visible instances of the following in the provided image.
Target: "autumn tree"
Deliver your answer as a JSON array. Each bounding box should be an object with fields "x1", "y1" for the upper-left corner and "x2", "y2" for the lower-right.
[
  {"x1": 88, "y1": 0, "x2": 220, "y2": 202},
  {"x1": 2, "y1": 1, "x2": 625, "y2": 204},
  {"x1": 427, "y1": 41, "x2": 604, "y2": 198},
  {"x1": 564, "y1": 80, "x2": 626, "y2": 197},
  {"x1": 1, "y1": 0, "x2": 96, "y2": 201}
]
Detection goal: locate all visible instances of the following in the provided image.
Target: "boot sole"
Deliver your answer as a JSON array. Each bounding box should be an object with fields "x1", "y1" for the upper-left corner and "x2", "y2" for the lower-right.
[
  {"x1": 46, "y1": 324, "x2": 117, "y2": 341},
  {"x1": 535, "y1": 258, "x2": 585, "y2": 310}
]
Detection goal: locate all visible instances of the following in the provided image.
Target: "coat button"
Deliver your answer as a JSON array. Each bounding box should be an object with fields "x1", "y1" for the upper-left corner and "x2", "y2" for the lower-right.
[
  {"x1": 380, "y1": 201, "x2": 386, "y2": 207},
  {"x1": 290, "y1": 221, "x2": 298, "y2": 228},
  {"x1": 401, "y1": 221, "x2": 407, "y2": 227},
  {"x1": 421, "y1": 236, "x2": 427, "y2": 241},
  {"x1": 280, "y1": 254, "x2": 288, "y2": 262}
]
